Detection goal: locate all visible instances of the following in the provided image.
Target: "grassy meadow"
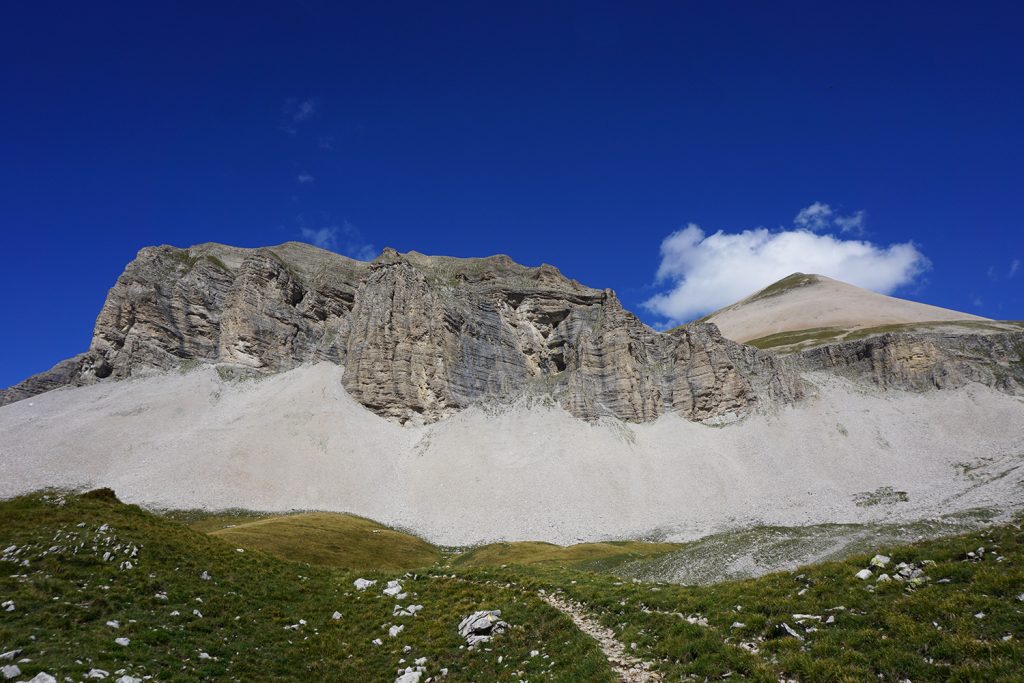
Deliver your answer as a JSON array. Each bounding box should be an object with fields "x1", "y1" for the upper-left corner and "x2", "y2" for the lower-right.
[{"x1": 1, "y1": 490, "x2": 1022, "y2": 681}]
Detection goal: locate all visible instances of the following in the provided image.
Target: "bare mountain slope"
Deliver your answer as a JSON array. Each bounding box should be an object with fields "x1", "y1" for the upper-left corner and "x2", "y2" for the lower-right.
[
  {"x1": 701, "y1": 273, "x2": 990, "y2": 347},
  {"x1": 1, "y1": 363, "x2": 1023, "y2": 546}
]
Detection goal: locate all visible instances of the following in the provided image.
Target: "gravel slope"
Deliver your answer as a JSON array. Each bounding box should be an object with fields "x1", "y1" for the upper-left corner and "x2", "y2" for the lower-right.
[{"x1": 1, "y1": 363, "x2": 1022, "y2": 546}]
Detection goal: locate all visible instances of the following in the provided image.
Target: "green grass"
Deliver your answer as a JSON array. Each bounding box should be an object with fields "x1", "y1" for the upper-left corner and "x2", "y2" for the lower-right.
[
  {"x1": 465, "y1": 522, "x2": 1024, "y2": 681},
  {"x1": 0, "y1": 491, "x2": 614, "y2": 682},
  {"x1": 3, "y1": 491, "x2": 1024, "y2": 681},
  {"x1": 451, "y1": 540, "x2": 682, "y2": 572},
  {"x1": 742, "y1": 272, "x2": 819, "y2": 305},
  {"x1": 746, "y1": 326, "x2": 850, "y2": 350},
  {"x1": 746, "y1": 319, "x2": 1024, "y2": 354},
  {"x1": 209, "y1": 512, "x2": 441, "y2": 570}
]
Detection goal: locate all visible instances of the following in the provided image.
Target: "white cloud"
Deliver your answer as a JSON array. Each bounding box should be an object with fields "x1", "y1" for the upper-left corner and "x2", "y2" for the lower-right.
[
  {"x1": 286, "y1": 98, "x2": 317, "y2": 122},
  {"x1": 1009, "y1": 258, "x2": 1020, "y2": 278},
  {"x1": 281, "y1": 98, "x2": 318, "y2": 134},
  {"x1": 793, "y1": 202, "x2": 833, "y2": 231},
  {"x1": 300, "y1": 227, "x2": 338, "y2": 250},
  {"x1": 297, "y1": 172, "x2": 314, "y2": 184},
  {"x1": 833, "y1": 210, "x2": 866, "y2": 235},
  {"x1": 643, "y1": 221, "x2": 930, "y2": 325},
  {"x1": 298, "y1": 220, "x2": 377, "y2": 261},
  {"x1": 794, "y1": 202, "x2": 866, "y2": 235}
]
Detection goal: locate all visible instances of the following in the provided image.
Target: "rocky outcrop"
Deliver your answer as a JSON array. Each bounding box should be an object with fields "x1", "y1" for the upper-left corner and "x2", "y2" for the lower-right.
[
  {"x1": 797, "y1": 332, "x2": 1024, "y2": 394},
  {"x1": 0, "y1": 242, "x2": 802, "y2": 424}
]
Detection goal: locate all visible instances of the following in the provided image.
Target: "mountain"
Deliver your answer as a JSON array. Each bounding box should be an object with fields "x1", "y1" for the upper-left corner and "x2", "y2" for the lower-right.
[
  {"x1": 0, "y1": 242, "x2": 802, "y2": 424},
  {"x1": 2, "y1": 243, "x2": 1024, "y2": 548},
  {"x1": 700, "y1": 273, "x2": 1008, "y2": 351}
]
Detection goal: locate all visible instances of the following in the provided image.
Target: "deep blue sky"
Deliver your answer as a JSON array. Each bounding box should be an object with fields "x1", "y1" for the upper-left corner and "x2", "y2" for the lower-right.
[{"x1": 2, "y1": 1, "x2": 1022, "y2": 387}]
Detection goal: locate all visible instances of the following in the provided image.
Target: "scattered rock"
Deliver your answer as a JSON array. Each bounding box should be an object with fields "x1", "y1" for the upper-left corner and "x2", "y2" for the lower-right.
[
  {"x1": 394, "y1": 669, "x2": 421, "y2": 683},
  {"x1": 2, "y1": 664, "x2": 21, "y2": 681},
  {"x1": 394, "y1": 604, "x2": 423, "y2": 617},
  {"x1": 85, "y1": 669, "x2": 109, "y2": 679},
  {"x1": 869, "y1": 554, "x2": 890, "y2": 568},
  {"x1": 354, "y1": 578, "x2": 376, "y2": 591},
  {"x1": 855, "y1": 569, "x2": 872, "y2": 580},
  {"x1": 457, "y1": 610, "x2": 508, "y2": 647},
  {"x1": 114, "y1": 637, "x2": 130, "y2": 646},
  {"x1": 25, "y1": 674, "x2": 57, "y2": 683},
  {"x1": 200, "y1": 570, "x2": 211, "y2": 580},
  {"x1": 773, "y1": 623, "x2": 804, "y2": 641},
  {"x1": 331, "y1": 611, "x2": 342, "y2": 620},
  {"x1": 383, "y1": 580, "x2": 403, "y2": 597}
]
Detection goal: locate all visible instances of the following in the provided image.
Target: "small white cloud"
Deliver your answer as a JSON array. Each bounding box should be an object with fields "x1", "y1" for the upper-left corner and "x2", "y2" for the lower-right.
[
  {"x1": 644, "y1": 219, "x2": 930, "y2": 325},
  {"x1": 281, "y1": 98, "x2": 318, "y2": 134},
  {"x1": 794, "y1": 202, "x2": 833, "y2": 231},
  {"x1": 1009, "y1": 258, "x2": 1021, "y2": 278},
  {"x1": 298, "y1": 219, "x2": 376, "y2": 260},
  {"x1": 833, "y1": 210, "x2": 866, "y2": 235},
  {"x1": 794, "y1": 202, "x2": 866, "y2": 235},
  {"x1": 297, "y1": 172, "x2": 314, "y2": 184},
  {"x1": 287, "y1": 98, "x2": 317, "y2": 122},
  {"x1": 300, "y1": 227, "x2": 338, "y2": 251}
]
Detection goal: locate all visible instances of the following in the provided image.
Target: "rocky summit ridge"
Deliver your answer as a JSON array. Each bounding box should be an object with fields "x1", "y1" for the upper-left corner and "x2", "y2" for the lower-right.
[{"x1": 3, "y1": 242, "x2": 1023, "y2": 423}]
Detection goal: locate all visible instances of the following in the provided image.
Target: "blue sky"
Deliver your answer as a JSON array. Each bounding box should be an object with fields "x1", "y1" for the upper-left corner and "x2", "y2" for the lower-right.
[{"x1": 2, "y1": 1, "x2": 1022, "y2": 387}]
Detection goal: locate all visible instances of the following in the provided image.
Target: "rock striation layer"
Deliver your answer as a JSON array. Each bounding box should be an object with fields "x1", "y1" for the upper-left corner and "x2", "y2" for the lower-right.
[
  {"x1": 1, "y1": 242, "x2": 802, "y2": 424},
  {"x1": 797, "y1": 332, "x2": 1024, "y2": 395}
]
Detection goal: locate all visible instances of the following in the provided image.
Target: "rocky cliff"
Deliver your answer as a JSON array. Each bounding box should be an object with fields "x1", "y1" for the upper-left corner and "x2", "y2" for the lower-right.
[
  {"x1": 797, "y1": 331, "x2": 1024, "y2": 394},
  {"x1": 0, "y1": 242, "x2": 803, "y2": 424}
]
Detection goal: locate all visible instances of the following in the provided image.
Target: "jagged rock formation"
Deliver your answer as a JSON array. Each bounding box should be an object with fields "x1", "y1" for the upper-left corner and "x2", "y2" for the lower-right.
[
  {"x1": 0, "y1": 242, "x2": 802, "y2": 424},
  {"x1": 797, "y1": 332, "x2": 1024, "y2": 394}
]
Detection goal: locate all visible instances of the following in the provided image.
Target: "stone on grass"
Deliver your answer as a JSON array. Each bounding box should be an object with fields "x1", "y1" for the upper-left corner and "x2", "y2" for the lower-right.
[
  {"x1": 85, "y1": 669, "x2": 109, "y2": 679},
  {"x1": 383, "y1": 580, "x2": 403, "y2": 597},
  {"x1": 115, "y1": 637, "x2": 130, "y2": 646},
  {"x1": 0, "y1": 652, "x2": 19, "y2": 663},
  {"x1": 26, "y1": 674, "x2": 57, "y2": 683},
  {"x1": 2, "y1": 664, "x2": 21, "y2": 681},
  {"x1": 116, "y1": 677, "x2": 142, "y2": 683},
  {"x1": 457, "y1": 610, "x2": 508, "y2": 647},
  {"x1": 855, "y1": 568, "x2": 872, "y2": 580},
  {"x1": 389, "y1": 624, "x2": 405, "y2": 638},
  {"x1": 773, "y1": 623, "x2": 804, "y2": 641},
  {"x1": 354, "y1": 578, "x2": 376, "y2": 591},
  {"x1": 395, "y1": 669, "x2": 421, "y2": 683},
  {"x1": 869, "y1": 554, "x2": 890, "y2": 568},
  {"x1": 331, "y1": 611, "x2": 342, "y2": 620}
]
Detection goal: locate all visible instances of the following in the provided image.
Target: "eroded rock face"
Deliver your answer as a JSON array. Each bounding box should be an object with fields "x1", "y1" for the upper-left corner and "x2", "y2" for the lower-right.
[
  {"x1": 0, "y1": 242, "x2": 805, "y2": 424},
  {"x1": 797, "y1": 332, "x2": 1024, "y2": 394}
]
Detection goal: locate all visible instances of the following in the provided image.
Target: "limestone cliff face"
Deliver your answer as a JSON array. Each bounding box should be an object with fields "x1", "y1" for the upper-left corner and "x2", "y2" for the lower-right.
[
  {"x1": 0, "y1": 242, "x2": 803, "y2": 424},
  {"x1": 797, "y1": 332, "x2": 1024, "y2": 394}
]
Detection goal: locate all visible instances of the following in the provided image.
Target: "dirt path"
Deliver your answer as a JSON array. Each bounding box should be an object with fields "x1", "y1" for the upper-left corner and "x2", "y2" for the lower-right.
[{"x1": 540, "y1": 592, "x2": 662, "y2": 682}]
